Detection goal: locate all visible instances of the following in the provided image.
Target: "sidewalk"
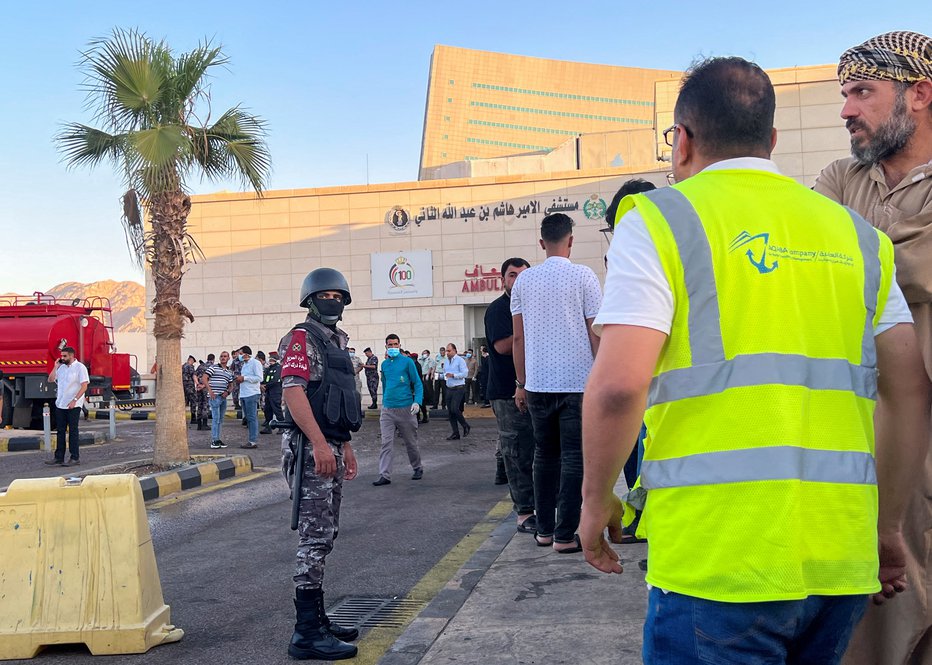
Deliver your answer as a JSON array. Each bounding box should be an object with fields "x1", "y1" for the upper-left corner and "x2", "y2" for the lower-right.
[{"x1": 383, "y1": 509, "x2": 649, "y2": 665}]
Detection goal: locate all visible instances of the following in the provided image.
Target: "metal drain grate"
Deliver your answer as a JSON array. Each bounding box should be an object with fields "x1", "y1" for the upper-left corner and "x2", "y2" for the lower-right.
[{"x1": 327, "y1": 596, "x2": 426, "y2": 629}]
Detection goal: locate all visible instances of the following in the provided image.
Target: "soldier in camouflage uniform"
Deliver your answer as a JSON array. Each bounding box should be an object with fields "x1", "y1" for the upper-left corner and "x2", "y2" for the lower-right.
[
  {"x1": 194, "y1": 355, "x2": 213, "y2": 430},
  {"x1": 182, "y1": 356, "x2": 197, "y2": 425},
  {"x1": 279, "y1": 267, "x2": 362, "y2": 661}
]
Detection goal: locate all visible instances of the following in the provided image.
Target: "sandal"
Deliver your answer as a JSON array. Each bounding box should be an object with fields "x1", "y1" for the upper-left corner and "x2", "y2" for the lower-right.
[
  {"x1": 553, "y1": 534, "x2": 583, "y2": 554},
  {"x1": 534, "y1": 533, "x2": 553, "y2": 547}
]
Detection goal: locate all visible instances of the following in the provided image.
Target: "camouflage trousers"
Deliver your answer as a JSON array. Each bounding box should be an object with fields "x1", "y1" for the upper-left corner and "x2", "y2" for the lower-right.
[
  {"x1": 283, "y1": 436, "x2": 345, "y2": 589},
  {"x1": 195, "y1": 389, "x2": 209, "y2": 421}
]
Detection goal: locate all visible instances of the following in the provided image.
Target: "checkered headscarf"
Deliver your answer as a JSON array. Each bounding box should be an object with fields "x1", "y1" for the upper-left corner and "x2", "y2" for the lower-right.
[{"x1": 838, "y1": 31, "x2": 932, "y2": 84}]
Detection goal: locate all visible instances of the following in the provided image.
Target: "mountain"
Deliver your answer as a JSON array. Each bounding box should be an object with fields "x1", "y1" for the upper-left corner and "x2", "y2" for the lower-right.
[{"x1": 43, "y1": 281, "x2": 146, "y2": 332}]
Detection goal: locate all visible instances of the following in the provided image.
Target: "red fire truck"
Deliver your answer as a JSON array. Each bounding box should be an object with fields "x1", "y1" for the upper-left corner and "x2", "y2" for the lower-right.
[{"x1": 0, "y1": 292, "x2": 145, "y2": 429}]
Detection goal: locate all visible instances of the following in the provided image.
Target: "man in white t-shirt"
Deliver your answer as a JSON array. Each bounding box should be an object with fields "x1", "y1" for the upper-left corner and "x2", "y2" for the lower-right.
[
  {"x1": 45, "y1": 346, "x2": 89, "y2": 466},
  {"x1": 511, "y1": 212, "x2": 602, "y2": 553}
]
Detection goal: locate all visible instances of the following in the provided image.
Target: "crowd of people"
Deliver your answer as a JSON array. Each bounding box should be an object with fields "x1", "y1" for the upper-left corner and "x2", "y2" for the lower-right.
[{"x1": 170, "y1": 31, "x2": 932, "y2": 665}]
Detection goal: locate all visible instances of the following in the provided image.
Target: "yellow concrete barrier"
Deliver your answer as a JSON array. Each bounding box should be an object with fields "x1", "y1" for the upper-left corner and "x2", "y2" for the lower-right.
[{"x1": 0, "y1": 475, "x2": 183, "y2": 659}]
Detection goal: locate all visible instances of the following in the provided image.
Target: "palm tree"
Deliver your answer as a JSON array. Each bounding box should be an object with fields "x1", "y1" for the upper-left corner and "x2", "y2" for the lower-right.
[{"x1": 57, "y1": 28, "x2": 271, "y2": 465}]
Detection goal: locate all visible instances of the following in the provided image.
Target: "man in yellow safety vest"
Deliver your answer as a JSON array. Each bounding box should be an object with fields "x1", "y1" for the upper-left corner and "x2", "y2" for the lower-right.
[{"x1": 580, "y1": 55, "x2": 931, "y2": 665}]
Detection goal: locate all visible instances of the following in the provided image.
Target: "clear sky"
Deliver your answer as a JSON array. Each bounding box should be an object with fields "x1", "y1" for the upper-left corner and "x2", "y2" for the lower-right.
[{"x1": 3, "y1": 1, "x2": 928, "y2": 294}]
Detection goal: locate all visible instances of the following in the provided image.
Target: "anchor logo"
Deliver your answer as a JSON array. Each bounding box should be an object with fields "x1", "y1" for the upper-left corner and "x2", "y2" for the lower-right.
[{"x1": 729, "y1": 231, "x2": 778, "y2": 274}]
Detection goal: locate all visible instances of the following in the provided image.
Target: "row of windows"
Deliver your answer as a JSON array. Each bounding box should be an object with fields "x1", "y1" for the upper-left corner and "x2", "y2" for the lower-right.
[
  {"x1": 469, "y1": 101, "x2": 652, "y2": 125},
  {"x1": 472, "y1": 82, "x2": 653, "y2": 106},
  {"x1": 465, "y1": 137, "x2": 553, "y2": 151},
  {"x1": 467, "y1": 118, "x2": 580, "y2": 136}
]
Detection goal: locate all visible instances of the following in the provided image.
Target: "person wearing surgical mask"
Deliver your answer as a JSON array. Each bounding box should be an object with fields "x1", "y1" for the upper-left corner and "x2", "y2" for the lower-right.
[{"x1": 372, "y1": 333, "x2": 424, "y2": 486}]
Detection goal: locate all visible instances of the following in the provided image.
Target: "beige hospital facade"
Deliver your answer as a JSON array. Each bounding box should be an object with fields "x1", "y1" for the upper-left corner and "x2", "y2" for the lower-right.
[{"x1": 147, "y1": 46, "x2": 854, "y2": 363}]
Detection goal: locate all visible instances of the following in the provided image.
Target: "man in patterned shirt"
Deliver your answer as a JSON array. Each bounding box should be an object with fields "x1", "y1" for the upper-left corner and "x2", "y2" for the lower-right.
[{"x1": 278, "y1": 267, "x2": 361, "y2": 661}]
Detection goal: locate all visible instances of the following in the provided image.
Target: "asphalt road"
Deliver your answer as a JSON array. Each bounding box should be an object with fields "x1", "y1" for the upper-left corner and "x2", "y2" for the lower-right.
[{"x1": 2, "y1": 410, "x2": 509, "y2": 664}]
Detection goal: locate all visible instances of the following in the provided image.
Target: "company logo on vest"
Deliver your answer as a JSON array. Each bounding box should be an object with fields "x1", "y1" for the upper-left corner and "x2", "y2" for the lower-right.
[
  {"x1": 730, "y1": 231, "x2": 778, "y2": 274},
  {"x1": 729, "y1": 231, "x2": 856, "y2": 275}
]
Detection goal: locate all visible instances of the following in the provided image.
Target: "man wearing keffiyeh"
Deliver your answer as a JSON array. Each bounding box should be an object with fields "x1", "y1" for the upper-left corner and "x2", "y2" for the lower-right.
[{"x1": 814, "y1": 31, "x2": 932, "y2": 665}]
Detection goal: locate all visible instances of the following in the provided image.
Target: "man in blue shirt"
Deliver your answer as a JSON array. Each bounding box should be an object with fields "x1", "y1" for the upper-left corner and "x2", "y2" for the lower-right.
[
  {"x1": 443, "y1": 343, "x2": 470, "y2": 440},
  {"x1": 373, "y1": 334, "x2": 424, "y2": 486}
]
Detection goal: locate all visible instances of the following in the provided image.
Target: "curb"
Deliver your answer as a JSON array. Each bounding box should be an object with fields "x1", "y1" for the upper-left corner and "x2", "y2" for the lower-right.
[
  {"x1": 139, "y1": 454, "x2": 253, "y2": 501},
  {"x1": 0, "y1": 430, "x2": 111, "y2": 453},
  {"x1": 88, "y1": 410, "x2": 157, "y2": 421}
]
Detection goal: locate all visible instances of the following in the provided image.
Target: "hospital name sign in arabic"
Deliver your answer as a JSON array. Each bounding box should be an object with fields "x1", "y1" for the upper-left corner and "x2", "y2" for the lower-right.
[
  {"x1": 385, "y1": 194, "x2": 606, "y2": 229},
  {"x1": 370, "y1": 251, "x2": 434, "y2": 301}
]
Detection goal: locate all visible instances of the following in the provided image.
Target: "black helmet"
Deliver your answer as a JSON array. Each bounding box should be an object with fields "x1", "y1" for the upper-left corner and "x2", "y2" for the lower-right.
[{"x1": 299, "y1": 268, "x2": 352, "y2": 308}]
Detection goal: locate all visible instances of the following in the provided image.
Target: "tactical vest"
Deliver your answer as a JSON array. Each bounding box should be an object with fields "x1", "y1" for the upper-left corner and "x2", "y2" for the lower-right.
[
  {"x1": 292, "y1": 322, "x2": 362, "y2": 442},
  {"x1": 618, "y1": 169, "x2": 895, "y2": 602}
]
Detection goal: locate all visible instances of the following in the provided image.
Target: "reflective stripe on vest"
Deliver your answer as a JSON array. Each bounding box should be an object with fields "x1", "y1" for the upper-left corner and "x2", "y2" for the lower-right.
[
  {"x1": 640, "y1": 446, "x2": 877, "y2": 488},
  {"x1": 645, "y1": 187, "x2": 881, "y2": 407},
  {"x1": 641, "y1": 187, "x2": 881, "y2": 488}
]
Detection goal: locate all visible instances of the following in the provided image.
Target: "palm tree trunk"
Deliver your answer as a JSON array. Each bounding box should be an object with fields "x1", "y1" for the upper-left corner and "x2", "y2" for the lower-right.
[
  {"x1": 153, "y1": 336, "x2": 187, "y2": 466},
  {"x1": 149, "y1": 190, "x2": 194, "y2": 466}
]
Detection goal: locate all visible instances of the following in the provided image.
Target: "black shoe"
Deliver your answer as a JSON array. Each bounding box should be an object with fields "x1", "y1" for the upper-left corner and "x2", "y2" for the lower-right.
[
  {"x1": 197, "y1": 419, "x2": 206, "y2": 431},
  {"x1": 411, "y1": 468, "x2": 423, "y2": 480},
  {"x1": 260, "y1": 426, "x2": 273, "y2": 434},
  {"x1": 372, "y1": 476, "x2": 391, "y2": 486},
  {"x1": 481, "y1": 402, "x2": 491, "y2": 408},
  {"x1": 289, "y1": 588, "x2": 357, "y2": 660},
  {"x1": 446, "y1": 433, "x2": 460, "y2": 440},
  {"x1": 367, "y1": 404, "x2": 378, "y2": 410},
  {"x1": 429, "y1": 406, "x2": 439, "y2": 410},
  {"x1": 463, "y1": 423, "x2": 471, "y2": 437},
  {"x1": 45, "y1": 459, "x2": 64, "y2": 466},
  {"x1": 241, "y1": 419, "x2": 248, "y2": 427},
  {"x1": 69, "y1": 458, "x2": 80, "y2": 465}
]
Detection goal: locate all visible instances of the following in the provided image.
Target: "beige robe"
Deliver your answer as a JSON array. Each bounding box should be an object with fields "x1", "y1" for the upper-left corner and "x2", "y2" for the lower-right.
[{"x1": 815, "y1": 157, "x2": 932, "y2": 665}]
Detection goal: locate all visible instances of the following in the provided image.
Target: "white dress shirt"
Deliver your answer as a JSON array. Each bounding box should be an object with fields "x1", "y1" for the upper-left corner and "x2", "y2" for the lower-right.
[
  {"x1": 442, "y1": 355, "x2": 468, "y2": 387},
  {"x1": 54, "y1": 360, "x2": 90, "y2": 409}
]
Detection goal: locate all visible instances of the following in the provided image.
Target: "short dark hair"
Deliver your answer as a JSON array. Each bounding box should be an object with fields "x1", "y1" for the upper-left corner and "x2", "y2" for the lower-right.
[
  {"x1": 605, "y1": 179, "x2": 656, "y2": 231},
  {"x1": 62, "y1": 346, "x2": 76, "y2": 355},
  {"x1": 363, "y1": 347, "x2": 372, "y2": 353},
  {"x1": 187, "y1": 355, "x2": 196, "y2": 361},
  {"x1": 674, "y1": 56, "x2": 775, "y2": 159},
  {"x1": 501, "y1": 257, "x2": 531, "y2": 276},
  {"x1": 540, "y1": 213, "x2": 574, "y2": 243},
  {"x1": 207, "y1": 353, "x2": 215, "y2": 362},
  {"x1": 385, "y1": 334, "x2": 400, "y2": 344},
  {"x1": 240, "y1": 345, "x2": 252, "y2": 356},
  {"x1": 256, "y1": 351, "x2": 265, "y2": 360},
  {"x1": 447, "y1": 342, "x2": 458, "y2": 352}
]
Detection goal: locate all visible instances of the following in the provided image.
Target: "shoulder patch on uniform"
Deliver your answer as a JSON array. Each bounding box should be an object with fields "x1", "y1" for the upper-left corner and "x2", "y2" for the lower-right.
[{"x1": 281, "y1": 329, "x2": 311, "y2": 380}]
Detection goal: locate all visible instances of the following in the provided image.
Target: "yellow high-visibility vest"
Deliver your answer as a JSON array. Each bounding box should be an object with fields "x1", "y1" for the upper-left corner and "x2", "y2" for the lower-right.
[{"x1": 617, "y1": 168, "x2": 895, "y2": 602}]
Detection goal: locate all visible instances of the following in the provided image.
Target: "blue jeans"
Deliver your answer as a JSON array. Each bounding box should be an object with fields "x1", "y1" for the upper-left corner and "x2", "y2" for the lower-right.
[
  {"x1": 643, "y1": 588, "x2": 867, "y2": 665},
  {"x1": 209, "y1": 396, "x2": 227, "y2": 441},
  {"x1": 241, "y1": 394, "x2": 259, "y2": 442}
]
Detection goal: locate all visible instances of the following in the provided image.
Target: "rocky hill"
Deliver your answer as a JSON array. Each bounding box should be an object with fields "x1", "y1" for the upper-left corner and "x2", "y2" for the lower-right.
[{"x1": 7, "y1": 281, "x2": 147, "y2": 332}]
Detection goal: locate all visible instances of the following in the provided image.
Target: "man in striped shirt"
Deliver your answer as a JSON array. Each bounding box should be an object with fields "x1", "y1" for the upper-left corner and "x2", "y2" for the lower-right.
[{"x1": 202, "y1": 350, "x2": 234, "y2": 448}]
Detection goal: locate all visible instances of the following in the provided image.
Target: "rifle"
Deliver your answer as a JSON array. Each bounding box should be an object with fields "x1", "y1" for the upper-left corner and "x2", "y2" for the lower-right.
[{"x1": 270, "y1": 419, "x2": 305, "y2": 530}]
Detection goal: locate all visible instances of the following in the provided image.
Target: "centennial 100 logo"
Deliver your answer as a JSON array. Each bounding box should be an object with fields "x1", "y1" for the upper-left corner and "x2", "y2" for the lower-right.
[{"x1": 389, "y1": 256, "x2": 415, "y2": 291}]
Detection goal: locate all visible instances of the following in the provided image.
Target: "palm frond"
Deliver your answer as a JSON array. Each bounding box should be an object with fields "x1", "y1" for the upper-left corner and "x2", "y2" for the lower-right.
[
  {"x1": 190, "y1": 106, "x2": 270, "y2": 193},
  {"x1": 56, "y1": 123, "x2": 125, "y2": 168},
  {"x1": 171, "y1": 41, "x2": 228, "y2": 111}
]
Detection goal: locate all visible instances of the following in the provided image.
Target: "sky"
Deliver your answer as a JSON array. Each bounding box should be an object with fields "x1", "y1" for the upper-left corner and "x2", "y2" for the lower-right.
[{"x1": 3, "y1": 1, "x2": 929, "y2": 294}]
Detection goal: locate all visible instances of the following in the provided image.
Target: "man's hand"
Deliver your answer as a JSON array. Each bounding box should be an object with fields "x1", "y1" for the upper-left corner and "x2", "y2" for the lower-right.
[
  {"x1": 68, "y1": 399, "x2": 77, "y2": 409},
  {"x1": 873, "y1": 530, "x2": 910, "y2": 605},
  {"x1": 236, "y1": 375, "x2": 244, "y2": 384},
  {"x1": 445, "y1": 372, "x2": 453, "y2": 379},
  {"x1": 344, "y1": 443, "x2": 358, "y2": 481},
  {"x1": 410, "y1": 403, "x2": 420, "y2": 416},
  {"x1": 312, "y1": 441, "x2": 337, "y2": 478},
  {"x1": 514, "y1": 387, "x2": 528, "y2": 414},
  {"x1": 579, "y1": 493, "x2": 626, "y2": 574}
]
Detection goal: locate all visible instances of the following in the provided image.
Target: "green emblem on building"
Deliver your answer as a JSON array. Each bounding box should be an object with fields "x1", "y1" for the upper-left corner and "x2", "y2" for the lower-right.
[{"x1": 583, "y1": 194, "x2": 607, "y2": 220}]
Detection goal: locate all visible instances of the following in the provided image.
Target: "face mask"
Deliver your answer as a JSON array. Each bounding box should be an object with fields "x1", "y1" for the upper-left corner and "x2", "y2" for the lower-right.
[
  {"x1": 386, "y1": 348, "x2": 400, "y2": 358},
  {"x1": 310, "y1": 295, "x2": 345, "y2": 325},
  {"x1": 237, "y1": 354, "x2": 244, "y2": 362},
  {"x1": 466, "y1": 353, "x2": 472, "y2": 358},
  {"x1": 421, "y1": 353, "x2": 428, "y2": 359}
]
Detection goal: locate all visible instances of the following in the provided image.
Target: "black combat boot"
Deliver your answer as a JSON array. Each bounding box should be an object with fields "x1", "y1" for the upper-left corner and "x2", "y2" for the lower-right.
[
  {"x1": 197, "y1": 417, "x2": 206, "y2": 431},
  {"x1": 289, "y1": 587, "x2": 357, "y2": 660},
  {"x1": 318, "y1": 589, "x2": 359, "y2": 641}
]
